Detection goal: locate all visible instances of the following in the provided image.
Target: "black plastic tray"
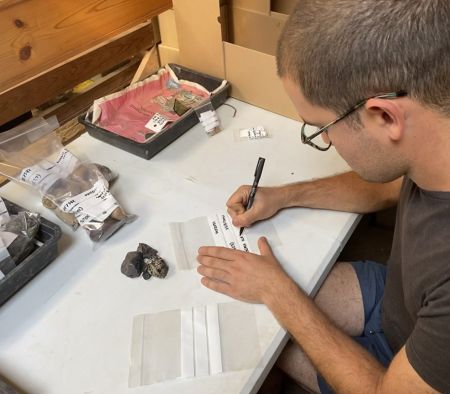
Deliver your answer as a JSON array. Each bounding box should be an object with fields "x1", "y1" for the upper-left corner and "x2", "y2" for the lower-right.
[
  {"x1": 0, "y1": 199, "x2": 62, "y2": 306},
  {"x1": 79, "y1": 64, "x2": 230, "y2": 160}
]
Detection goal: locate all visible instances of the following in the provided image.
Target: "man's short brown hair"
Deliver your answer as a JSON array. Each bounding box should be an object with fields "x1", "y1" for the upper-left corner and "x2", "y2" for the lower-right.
[{"x1": 277, "y1": 0, "x2": 450, "y2": 118}]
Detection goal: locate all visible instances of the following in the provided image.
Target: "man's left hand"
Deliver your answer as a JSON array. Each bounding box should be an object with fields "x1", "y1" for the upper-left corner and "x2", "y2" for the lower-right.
[{"x1": 197, "y1": 237, "x2": 292, "y2": 304}]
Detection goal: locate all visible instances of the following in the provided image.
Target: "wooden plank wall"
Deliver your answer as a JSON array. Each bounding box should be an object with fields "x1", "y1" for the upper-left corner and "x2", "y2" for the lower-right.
[
  {"x1": 0, "y1": 22, "x2": 156, "y2": 125},
  {"x1": 0, "y1": 0, "x2": 171, "y2": 93}
]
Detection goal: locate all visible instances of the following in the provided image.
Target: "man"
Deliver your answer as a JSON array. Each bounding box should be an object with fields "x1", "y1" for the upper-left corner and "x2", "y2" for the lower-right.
[{"x1": 197, "y1": 1, "x2": 450, "y2": 393}]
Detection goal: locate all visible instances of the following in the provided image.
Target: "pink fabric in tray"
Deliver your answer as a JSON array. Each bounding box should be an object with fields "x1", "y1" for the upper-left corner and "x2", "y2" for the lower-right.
[{"x1": 96, "y1": 69, "x2": 210, "y2": 143}]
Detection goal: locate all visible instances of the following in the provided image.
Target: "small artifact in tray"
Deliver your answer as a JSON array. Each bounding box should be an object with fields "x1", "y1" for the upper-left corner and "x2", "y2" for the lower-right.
[
  {"x1": 89, "y1": 65, "x2": 213, "y2": 143},
  {"x1": 79, "y1": 64, "x2": 230, "y2": 160}
]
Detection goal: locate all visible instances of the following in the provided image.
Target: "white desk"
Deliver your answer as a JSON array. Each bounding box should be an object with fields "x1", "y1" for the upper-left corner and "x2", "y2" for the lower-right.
[{"x1": 0, "y1": 99, "x2": 359, "y2": 394}]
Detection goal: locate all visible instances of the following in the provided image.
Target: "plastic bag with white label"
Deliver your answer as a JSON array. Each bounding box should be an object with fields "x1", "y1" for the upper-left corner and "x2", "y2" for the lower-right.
[
  {"x1": 0, "y1": 117, "x2": 136, "y2": 243},
  {"x1": 194, "y1": 100, "x2": 222, "y2": 136}
]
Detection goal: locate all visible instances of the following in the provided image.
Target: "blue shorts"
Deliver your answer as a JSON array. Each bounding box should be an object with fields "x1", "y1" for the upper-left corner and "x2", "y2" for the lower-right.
[{"x1": 317, "y1": 261, "x2": 394, "y2": 393}]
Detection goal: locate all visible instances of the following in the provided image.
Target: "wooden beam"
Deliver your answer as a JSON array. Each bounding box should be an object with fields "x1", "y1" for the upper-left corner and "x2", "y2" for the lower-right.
[
  {"x1": 130, "y1": 47, "x2": 160, "y2": 85},
  {"x1": 37, "y1": 58, "x2": 142, "y2": 125},
  {"x1": 0, "y1": 22, "x2": 155, "y2": 125}
]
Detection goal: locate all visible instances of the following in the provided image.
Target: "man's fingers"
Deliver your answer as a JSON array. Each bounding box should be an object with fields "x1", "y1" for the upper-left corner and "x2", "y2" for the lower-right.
[
  {"x1": 198, "y1": 245, "x2": 242, "y2": 260},
  {"x1": 201, "y1": 277, "x2": 233, "y2": 296},
  {"x1": 197, "y1": 265, "x2": 231, "y2": 283},
  {"x1": 227, "y1": 206, "x2": 240, "y2": 219},
  {"x1": 258, "y1": 236, "x2": 274, "y2": 258},
  {"x1": 226, "y1": 185, "x2": 250, "y2": 204},
  {"x1": 197, "y1": 255, "x2": 224, "y2": 267},
  {"x1": 227, "y1": 203, "x2": 246, "y2": 217}
]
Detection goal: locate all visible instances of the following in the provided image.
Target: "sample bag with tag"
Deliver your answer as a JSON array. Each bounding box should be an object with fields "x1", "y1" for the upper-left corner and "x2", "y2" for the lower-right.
[{"x1": 0, "y1": 117, "x2": 136, "y2": 243}]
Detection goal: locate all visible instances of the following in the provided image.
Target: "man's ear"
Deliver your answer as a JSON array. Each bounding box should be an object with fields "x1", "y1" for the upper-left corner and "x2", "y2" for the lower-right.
[{"x1": 364, "y1": 98, "x2": 406, "y2": 142}]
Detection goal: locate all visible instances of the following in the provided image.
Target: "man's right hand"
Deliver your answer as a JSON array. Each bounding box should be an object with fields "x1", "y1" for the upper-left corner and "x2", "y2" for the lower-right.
[{"x1": 226, "y1": 185, "x2": 285, "y2": 229}]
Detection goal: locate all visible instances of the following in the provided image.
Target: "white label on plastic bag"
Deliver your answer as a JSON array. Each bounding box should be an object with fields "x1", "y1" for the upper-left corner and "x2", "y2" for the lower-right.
[
  {"x1": 239, "y1": 126, "x2": 267, "y2": 140},
  {"x1": 207, "y1": 215, "x2": 228, "y2": 248},
  {"x1": 0, "y1": 198, "x2": 9, "y2": 226},
  {"x1": 19, "y1": 148, "x2": 78, "y2": 191},
  {"x1": 207, "y1": 213, "x2": 251, "y2": 252},
  {"x1": 199, "y1": 110, "x2": 220, "y2": 134},
  {"x1": 60, "y1": 179, "x2": 118, "y2": 226},
  {"x1": 53, "y1": 148, "x2": 78, "y2": 171},
  {"x1": 145, "y1": 113, "x2": 170, "y2": 133},
  {"x1": 198, "y1": 110, "x2": 215, "y2": 121}
]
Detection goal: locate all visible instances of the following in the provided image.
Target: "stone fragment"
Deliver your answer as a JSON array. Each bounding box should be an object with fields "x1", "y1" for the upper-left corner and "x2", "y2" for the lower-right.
[
  {"x1": 145, "y1": 255, "x2": 169, "y2": 279},
  {"x1": 121, "y1": 251, "x2": 143, "y2": 278},
  {"x1": 142, "y1": 271, "x2": 152, "y2": 280},
  {"x1": 137, "y1": 243, "x2": 158, "y2": 259}
]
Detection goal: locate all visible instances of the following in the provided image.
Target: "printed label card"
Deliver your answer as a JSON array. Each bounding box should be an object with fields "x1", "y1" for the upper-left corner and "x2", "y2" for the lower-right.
[{"x1": 170, "y1": 212, "x2": 281, "y2": 270}]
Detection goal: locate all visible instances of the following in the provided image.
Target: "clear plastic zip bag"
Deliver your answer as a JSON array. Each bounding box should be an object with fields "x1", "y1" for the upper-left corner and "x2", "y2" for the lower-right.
[{"x1": 0, "y1": 117, "x2": 136, "y2": 243}]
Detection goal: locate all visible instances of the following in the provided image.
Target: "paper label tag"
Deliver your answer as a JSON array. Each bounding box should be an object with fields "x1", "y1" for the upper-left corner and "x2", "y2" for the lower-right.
[
  {"x1": 207, "y1": 215, "x2": 228, "y2": 248},
  {"x1": 198, "y1": 110, "x2": 215, "y2": 121},
  {"x1": 145, "y1": 113, "x2": 170, "y2": 133},
  {"x1": 239, "y1": 126, "x2": 267, "y2": 140},
  {"x1": 59, "y1": 179, "x2": 118, "y2": 226},
  {"x1": 19, "y1": 148, "x2": 79, "y2": 192},
  {"x1": 207, "y1": 213, "x2": 251, "y2": 252}
]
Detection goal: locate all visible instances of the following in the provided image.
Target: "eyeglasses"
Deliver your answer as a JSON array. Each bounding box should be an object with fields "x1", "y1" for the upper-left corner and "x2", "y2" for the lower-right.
[{"x1": 301, "y1": 90, "x2": 408, "y2": 151}]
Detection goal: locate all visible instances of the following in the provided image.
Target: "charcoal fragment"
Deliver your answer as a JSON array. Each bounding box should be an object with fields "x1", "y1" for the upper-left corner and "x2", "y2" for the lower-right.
[{"x1": 121, "y1": 251, "x2": 143, "y2": 278}]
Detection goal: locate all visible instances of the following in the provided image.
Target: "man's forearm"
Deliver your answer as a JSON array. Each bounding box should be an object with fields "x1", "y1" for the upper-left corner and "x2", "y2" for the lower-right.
[
  {"x1": 278, "y1": 171, "x2": 402, "y2": 213},
  {"x1": 264, "y1": 279, "x2": 386, "y2": 393}
]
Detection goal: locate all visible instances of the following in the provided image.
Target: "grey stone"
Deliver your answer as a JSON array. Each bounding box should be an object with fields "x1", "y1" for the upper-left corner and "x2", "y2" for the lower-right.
[{"x1": 121, "y1": 251, "x2": 143, "y2": 278}]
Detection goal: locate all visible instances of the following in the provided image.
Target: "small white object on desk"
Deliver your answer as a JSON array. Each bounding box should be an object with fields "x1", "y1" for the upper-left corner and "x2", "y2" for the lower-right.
[
  {"x1": 239, "y1": 126, "x2": 268, "y2": 140},
  {"x1": 198, "y1": 110, "x2": 221, "y2": 135}
]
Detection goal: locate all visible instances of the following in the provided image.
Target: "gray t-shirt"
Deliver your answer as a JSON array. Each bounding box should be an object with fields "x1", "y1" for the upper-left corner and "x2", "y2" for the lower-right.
[{"x1": 382, "y1": 177, "x2": 450, "y2": 392}]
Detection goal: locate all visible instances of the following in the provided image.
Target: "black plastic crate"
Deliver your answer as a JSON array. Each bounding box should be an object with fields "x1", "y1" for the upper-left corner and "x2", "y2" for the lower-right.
[
  {"x1": 0, "y1": 199, "x2": 62, "y2": 306},
  {"x1": 79, "y1": 64, "x2": 230, "y2": 160}
]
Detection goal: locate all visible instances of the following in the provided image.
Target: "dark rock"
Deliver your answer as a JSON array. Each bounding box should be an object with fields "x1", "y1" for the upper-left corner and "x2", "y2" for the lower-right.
[
  {"x1": 121, "y1": 251, "x2": 143, "y2": 278},
  {"x1": 142, "y1": 270, "x2": 152, "y2": 280},
  {"x1": 8, "y1": 234, "x2": 36, "y2": 265},
  {"x1": 137, "y1": 243, "x2": 158, "y2": 259}
]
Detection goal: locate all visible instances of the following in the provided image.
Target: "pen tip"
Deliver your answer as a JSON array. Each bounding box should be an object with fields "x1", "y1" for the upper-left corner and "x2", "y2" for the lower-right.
[{"x1": 239, "y1": 227, "x2": 244, "y2": 236}]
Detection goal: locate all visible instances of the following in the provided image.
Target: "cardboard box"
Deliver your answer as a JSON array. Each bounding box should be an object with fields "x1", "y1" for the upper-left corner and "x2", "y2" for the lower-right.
[{"x1": 158, "y1": 0, "x2": 300, "y2": 120}]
